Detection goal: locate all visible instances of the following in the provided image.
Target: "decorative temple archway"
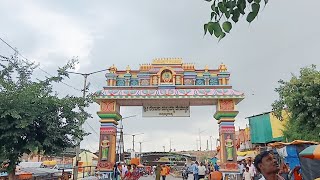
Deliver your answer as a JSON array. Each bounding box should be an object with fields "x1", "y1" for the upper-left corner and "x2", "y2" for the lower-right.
[{"x1": 93, "y1": 58, "x2": 244, "y2": 179}]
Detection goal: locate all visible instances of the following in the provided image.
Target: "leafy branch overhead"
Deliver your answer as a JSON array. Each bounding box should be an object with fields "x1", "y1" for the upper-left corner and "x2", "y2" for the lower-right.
[{"x1": 204, "y1": 0, "x2": 268, "y2": 40}]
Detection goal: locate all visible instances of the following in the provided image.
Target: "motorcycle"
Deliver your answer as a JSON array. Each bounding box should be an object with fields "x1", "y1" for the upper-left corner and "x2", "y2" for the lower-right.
[{"x1": 182, "y1": 169, "x2": 188, "y2": 180}]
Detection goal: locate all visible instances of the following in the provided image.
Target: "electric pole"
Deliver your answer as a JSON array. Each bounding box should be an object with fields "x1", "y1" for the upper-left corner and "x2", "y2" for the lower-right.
[
  {"x1": 117, "y1": 115, "x2": 136, "y2": 162},
  {"x1": 138, "y1": 140, "x2": 150, "y2": 157},
  {"x1": 125, "y1": 133, "x2": 143, "y2": 155},
  {"x1": 198, "y1": 129, "x2": 206, "y2": 151},
  {"x1": 68, "y1": 68, "x2": 109, "y2": 180},
  {"x1": 139, "y1": 142, "x2": 142, "y2": 156},
  {"x1": 210, "y1": 136, "x2": 213, "y2": 151}
]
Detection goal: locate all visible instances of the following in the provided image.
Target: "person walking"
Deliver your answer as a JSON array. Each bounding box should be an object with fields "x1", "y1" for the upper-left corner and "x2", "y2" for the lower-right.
[
  {"x1": 155, "y1": 164, "x2": 161, "y2": 180},
  {"x1": 247, "y1": 160, "x2": 256, "y2": 179},
  {"x1": 243, "y1": 167, "x2": 252, "y2": 180},
  {"x1": 122, "y1": 163, "x2": 128, "y2": 179},
  {"x1": 123, "y1": 164, "x2": 132, "y2": 180},
  {"x1": 131, "y1": 164, "x2": 141, "y2": 180},
  {"x1": 192, "y1": 161, "x2": 199, "y2": 180},
  {"x1": 160, "y1": 165, "x2": 168, "y2": 180},
  {"x1": 238, "y1": 161, "x2": 245, "y2": 179},
  {"x1": 198, "y1": 162, "x2": 206, "y2": 180},
  {"x1": 113, "y1": 163, "x2": 121, "y2": 180}
]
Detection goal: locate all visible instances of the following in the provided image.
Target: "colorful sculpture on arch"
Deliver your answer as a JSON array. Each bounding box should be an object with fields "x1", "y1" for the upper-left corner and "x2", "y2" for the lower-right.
[
  {"x1": 225, "y1": 134, "x2": 234, "y2": 161},
  {"x1": 101, "y1": 136, "x2": 110, "y2": 160}
]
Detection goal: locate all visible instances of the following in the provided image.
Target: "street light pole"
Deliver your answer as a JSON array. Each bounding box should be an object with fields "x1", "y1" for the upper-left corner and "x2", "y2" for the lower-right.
[{"x1": 68, "y1": 68, "x2": 110, "y2": 180}]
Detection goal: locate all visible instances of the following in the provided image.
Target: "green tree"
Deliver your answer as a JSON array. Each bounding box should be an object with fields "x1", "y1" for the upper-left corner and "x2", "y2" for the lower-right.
[
  {"x1": 272, "y1": 65, "x2": 320, "y2": 142},
  {"x1": 0, "y1": 54, "x2": 91, "y2": 179},
  {"x1": 204, "y1": 0, "x2": 268, "y2": 40}
]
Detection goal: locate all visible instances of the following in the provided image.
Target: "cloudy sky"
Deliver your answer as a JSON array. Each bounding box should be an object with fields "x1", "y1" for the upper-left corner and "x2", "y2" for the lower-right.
[{"x1": 1, "y1": 1, "x2": 319, "y2": 153}]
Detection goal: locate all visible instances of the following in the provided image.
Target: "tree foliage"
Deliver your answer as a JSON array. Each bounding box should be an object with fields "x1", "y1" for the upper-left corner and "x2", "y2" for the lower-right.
[
  {"x1": 204, "y1": 0, "x2": 268, "y2": 40},
  {"x1": 0, "y1": 54, "x2": 91, "y2": 176},
  {"x1": 272, "y1": 65, "x2": 320, "y2": 142}
]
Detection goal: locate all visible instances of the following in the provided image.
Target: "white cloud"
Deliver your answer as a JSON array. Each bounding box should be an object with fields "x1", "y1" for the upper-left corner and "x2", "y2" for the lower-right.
[{"x1": 4, "y1": 1, "x2": 94, "y2": 68}]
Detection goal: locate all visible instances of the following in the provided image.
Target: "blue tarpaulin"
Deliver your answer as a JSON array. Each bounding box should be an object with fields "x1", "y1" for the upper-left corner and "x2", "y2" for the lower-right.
[{"x1": 285, "y1": 145, "x2": 300, "y2": 170}]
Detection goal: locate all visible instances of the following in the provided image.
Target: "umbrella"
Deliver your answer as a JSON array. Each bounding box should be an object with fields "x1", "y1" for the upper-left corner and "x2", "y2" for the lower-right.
[
  {"x1": 299, "y1": 145, "x2": 320, "y2": 159},
  {"x1": 137, "y1": 164, "x2": 144, "y2": 168}
]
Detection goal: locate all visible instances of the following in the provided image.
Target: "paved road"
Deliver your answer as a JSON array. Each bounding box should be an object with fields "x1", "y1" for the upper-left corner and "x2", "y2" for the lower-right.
[{"x1": 140, "y1": 174, "x2": 194, "y2": 180}]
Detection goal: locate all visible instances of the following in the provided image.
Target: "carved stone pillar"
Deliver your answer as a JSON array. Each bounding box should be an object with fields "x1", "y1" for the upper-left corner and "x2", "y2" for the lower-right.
[
  {"x1": 214, "y1": 99, "x2": 239, "y2": 171},
  {"x1": 97, "y1": 100, "x2": 122, "y2": 178}
]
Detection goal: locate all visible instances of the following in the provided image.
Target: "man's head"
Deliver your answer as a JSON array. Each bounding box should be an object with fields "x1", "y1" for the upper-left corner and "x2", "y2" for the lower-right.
[
  {"x1": 254, "y1": 151, "x2": 279, "y2": 175},
  {"x1": 245, "y1": 167, "x2": 249, "y2": 172},
  {"x1": 132, "y1": 164, "x2": 137, "y2": 169},
  {"x1": 248, "y1": 160, "x2": 252, "y2": 165},
  {"x1": 127, "y1": 164, "x2": 132, "y2": 170}
]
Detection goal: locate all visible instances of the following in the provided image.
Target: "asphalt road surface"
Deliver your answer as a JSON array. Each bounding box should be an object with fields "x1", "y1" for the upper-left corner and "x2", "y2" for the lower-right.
[{"x1": 140, "y1": 174, "x2": 194, "y2": 180}]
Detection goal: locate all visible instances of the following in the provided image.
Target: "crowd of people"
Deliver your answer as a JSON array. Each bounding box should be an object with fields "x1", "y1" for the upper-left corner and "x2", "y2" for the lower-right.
[
  {"x1": 112, "y1": 163, "x2": 141, "y2": 180},
  {"x1": 111, "y1": 163, "x2": 172, "y2": 180},
  {"x1": 183, "y1": 161, "x2": 223, "y2": 180},
  {"x1": 111, "y1": 150, "x2": 304, "y2": 180}
]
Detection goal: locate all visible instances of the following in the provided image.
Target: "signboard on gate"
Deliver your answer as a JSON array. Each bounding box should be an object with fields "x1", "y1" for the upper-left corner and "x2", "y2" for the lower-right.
[{"x1": 142, "y1": 105, "x2": 190, "y2": 117}]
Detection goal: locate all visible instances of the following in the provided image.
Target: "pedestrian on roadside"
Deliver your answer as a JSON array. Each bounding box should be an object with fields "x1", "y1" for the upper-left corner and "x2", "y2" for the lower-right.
[
  {"x1": 131, "y1": 164, "x2": 141, "y2": 180},
  {"x1": 160, "y1": 164, "x2": 168, "y2": 180},
  {"x1": 198, "y1": 162, "x2": 206, "y2": 180},
  {"x1": 238, "y1": 161, "x2": 245, "y2": 179},
  {"x1": 243, "y1": 167, "x2": 252, "y2": 180},
  {"x1": 155, "y1": 164, "x2": 161, "y2": 180},
  {"x1": 113, "y1": 163, "x2": 121, "y2": 180},
  {"x1": 166, "y1": 165, "x2": 170, "y2": 175},
  {"x1": 123, "y1": 164, "x2": 132, "y2": 180},
  {"x1": 247, "y1": 160, "x2": 256, "y2": 179},
  {"x1": 192, "y1": 161, "x2": 199, "y2": 180},
  {"x1": 122, "y1": 163, "x2": 128, "y2": 179}
]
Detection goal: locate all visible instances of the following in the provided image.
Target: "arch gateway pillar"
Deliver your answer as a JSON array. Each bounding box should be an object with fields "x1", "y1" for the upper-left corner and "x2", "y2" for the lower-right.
[
  {"x1": 215, "y1": 99, "x2": 239, "y2": 170},
  {"x1": 96, "y1": 100, "x2": 121, "y2": 173},
  {"x1": 94, "y1": 58, "x2": 244, "y2": 179}
]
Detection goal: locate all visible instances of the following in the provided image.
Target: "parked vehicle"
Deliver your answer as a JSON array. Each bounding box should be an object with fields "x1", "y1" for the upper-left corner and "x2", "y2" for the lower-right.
[{"x1": 52, "y1": 164, "x2": 73, "y2": 178}]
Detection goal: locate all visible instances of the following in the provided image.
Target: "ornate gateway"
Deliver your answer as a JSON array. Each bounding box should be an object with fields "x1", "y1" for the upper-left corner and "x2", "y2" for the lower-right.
[{"x1": 94, "y1": 58, "x2": 244, "y2": 176}]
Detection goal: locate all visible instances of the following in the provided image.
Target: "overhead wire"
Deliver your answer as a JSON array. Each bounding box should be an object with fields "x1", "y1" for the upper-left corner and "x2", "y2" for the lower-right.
[
  {"x1": 84, "y1": 121, "x2": 100, "y2": 138},
  {"x1": 83, "y1": 138, "x2": 98, "y2": 152},
  {"x1": 0, "y1": 37, "x2": 82, "y2": 92}
]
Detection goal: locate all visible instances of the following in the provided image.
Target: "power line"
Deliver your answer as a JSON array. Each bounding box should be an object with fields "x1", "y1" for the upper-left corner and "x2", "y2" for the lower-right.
[
  {"x1": 83, "y1": 138, "x2": 97, "y2": 152},
  {"x1": 0, "y1": 37, "x2": 82, "y2": 92},
  {"x1": 84, "y1": 121, "x2": 99, "y2": 138}
]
